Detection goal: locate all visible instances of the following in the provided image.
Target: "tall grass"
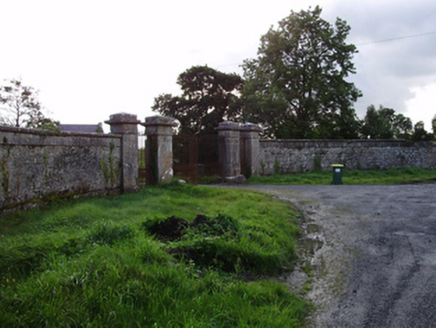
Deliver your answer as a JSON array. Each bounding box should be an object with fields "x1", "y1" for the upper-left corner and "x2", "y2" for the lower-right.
[
  {"x1": 0, "y1": 183, "x2": 308, "y2": 327},
  {"x1": 247, "y1": 167, "x2": 436, "y2": 185}
]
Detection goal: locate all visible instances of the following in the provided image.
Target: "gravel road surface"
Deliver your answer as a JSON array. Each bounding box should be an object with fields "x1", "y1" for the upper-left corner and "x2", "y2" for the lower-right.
[{"x1": 224, "y1": 184, "x2": 436, "y2": 327}]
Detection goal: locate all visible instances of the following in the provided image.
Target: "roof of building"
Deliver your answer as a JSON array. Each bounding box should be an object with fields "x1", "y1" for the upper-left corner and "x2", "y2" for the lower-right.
[{"x1": 59, "y1": 124, "x2": 103, "y2": 133}]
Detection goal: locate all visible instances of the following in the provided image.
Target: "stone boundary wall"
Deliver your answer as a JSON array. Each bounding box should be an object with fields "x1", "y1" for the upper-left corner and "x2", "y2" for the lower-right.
[
  {"x1": 259, "y1": 139, "x2": 436, "y2": 175},
  {"x1": 0, "y1": 126, "x2": 123, "y2": 212}
]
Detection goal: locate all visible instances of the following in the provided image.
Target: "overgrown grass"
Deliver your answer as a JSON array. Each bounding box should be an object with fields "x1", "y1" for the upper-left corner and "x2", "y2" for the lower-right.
[
  {"x1": 0, "y1": 183, "x2": 308, "y2": 327},
  {"x1": 248, "y1": 167, "x2": 436, "y2": 185}
]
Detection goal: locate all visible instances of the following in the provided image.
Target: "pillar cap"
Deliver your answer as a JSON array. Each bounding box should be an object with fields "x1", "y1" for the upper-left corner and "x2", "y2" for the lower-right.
[
  {"x1": 142, "y1": 115, "x2": 177, "y2": 127},
  {"x1": 105, "y1": 113, "x2": 140, "y2": 134},
  {"x1": 215, "y1": 121, "x2": 243, "y2": 131},
  {"x1": 105, "y1": 112, "x2": 141, "y2": 125},
  {"x1": 241, "y1": 123, "x2": 262, "y2": 132}
]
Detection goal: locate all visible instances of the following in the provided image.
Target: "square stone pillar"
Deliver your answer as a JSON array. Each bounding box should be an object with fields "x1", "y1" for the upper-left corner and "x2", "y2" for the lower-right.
[
  {"x1": 241, "y1": 123, "x2": 262, "y2": 178},
  {"x1": 143, "y1": 116, "x2": 177, "y2": 185},
  {"x1": 216, "y1": 121, "x2": 242, "y2": 179},
  {"x1": 105, "y1": 113, "x2": 140, "y2": 193}
]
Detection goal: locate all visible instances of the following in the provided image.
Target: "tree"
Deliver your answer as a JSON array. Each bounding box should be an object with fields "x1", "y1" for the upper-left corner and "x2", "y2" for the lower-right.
[
  {"x1": 361, "y1": 105, "x2": 395, "y2": 139},
  {"x1": 0, "y1": 78, "x2": 59, "y2": 130},
  {"x1": 360, "y1": 105, "x2": 413, "y2": 139},
  {"x1": 392, "y1": 113, "x2": 413, "y2": 139},
  {"x1": 432, "y1": 115, "x2": 436, "y2": 138},
  {"x1": 152, "y1": 66, "x2": 244, "y2": 135},
  {"x1": 411, "y1": 121, "x2": 433, "y2": 141},
  {"x1": 241, "y1": 6, "x2": 362, "y2": 139}
]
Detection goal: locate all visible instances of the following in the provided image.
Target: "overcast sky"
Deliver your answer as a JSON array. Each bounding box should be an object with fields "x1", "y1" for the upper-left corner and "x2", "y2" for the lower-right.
[{"x1": 1, "y1": 0, "x2": 435, "y2": 132}]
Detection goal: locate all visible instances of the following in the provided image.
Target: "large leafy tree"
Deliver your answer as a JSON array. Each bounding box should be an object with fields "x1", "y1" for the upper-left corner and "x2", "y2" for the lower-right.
[
  {"x1": 0, "y1": 78, "x2": 59, "y2": 131},
  {"x1": 241, "y1": 6, "x2": 362, "y2": 139},
  {"x1": 361, "y1": 104, "x2": 413, "y2": 139},
  {"x1": 152, "y1": 66, "x2": 244, "y2": 135}
]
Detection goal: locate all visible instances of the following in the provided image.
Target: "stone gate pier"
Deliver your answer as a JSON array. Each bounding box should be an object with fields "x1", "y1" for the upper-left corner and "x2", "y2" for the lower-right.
[
  {"x1": 143, "y1": 116, "x2": 177, "y2": 185},
  {"x1": 105, "y1": 113, "x2": 141, "y2": 193}
]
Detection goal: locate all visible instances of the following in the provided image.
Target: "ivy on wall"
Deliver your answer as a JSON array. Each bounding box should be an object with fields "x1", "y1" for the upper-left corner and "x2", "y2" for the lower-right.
[{"x1": 100, "y1": 141, "x2": 119, "y2": 187}]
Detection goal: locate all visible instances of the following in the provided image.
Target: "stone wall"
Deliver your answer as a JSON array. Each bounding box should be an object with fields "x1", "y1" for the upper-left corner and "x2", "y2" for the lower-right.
[
  {"x1": 259, "y1": 139, "x2": 436, "y2": 175},
  {"x1": 1, "y1": 113, "x2": 139, "y2": 212},
  {"x1": 0, "y1": 126, "x2": 122, "y2": 211}
]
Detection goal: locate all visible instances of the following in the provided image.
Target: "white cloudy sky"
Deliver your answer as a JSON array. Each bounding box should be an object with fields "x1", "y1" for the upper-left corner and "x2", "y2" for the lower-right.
[{"x1": 1, "y1": 0, "x2": 436, "y2": 132}]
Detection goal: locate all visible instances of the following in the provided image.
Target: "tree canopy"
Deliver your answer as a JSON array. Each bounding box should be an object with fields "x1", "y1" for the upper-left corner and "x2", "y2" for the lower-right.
[
  {"x1": 241, "y1": 6, "x2": 362, "y2": 139},
  {"x1": 359, "y1": 104, "x2": 435, "y2": 141},
  {"x1": 360, "y1": 104, "x2": 414, "y2": 139},
  {"x1": 410, "y1": 121, "x2": 433, "y2": 141},
  {"x1": 432, "y1": 115, "x2": 436, "y2": 138},
  {"x1": 152, "y1": 66, "x2": 244, "y2": 135},
  {"x1": 0, "y1": 78, "x2": 59, "y2": 131}
]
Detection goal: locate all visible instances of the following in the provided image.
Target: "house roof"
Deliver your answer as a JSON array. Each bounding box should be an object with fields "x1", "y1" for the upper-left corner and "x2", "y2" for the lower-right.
[{"x1": 59, "y1": 124, "x2": 103, "y2": 133}]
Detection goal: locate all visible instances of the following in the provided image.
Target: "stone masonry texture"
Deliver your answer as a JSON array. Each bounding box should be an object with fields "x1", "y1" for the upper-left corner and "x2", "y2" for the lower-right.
[
  {"x1": 259, "y1": 139, "x2": 436, "y2": 175},
  {"x1": 0, "y1": 126, "x2": 122, "y2": 212}
]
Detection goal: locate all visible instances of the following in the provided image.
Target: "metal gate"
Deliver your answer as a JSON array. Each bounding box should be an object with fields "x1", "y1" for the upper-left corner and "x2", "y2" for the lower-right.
[
  {"x1": 138, "y1": 133, "x2": 147, "y2": 185},
  {"x1": 198, "y1": 135, "x2": 221, "y2": 178},
  {"x1": 173, "y1": 135, "x2": 198, "y2": 184},
  {"x1": 139, "y1": 133, "x2": 221, "y2": 185},
  {"x1": 173, "y1": 134, "x2": 221, "y2": 184},
  {"x1": 145, "y1": 134, "x2": 159, "y2": 185}
]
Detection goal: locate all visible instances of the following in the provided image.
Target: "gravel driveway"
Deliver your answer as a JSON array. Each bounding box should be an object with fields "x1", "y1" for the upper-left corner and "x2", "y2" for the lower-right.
[{"x1": 223, "y1": 184, "x2": 436, "y2": 327}]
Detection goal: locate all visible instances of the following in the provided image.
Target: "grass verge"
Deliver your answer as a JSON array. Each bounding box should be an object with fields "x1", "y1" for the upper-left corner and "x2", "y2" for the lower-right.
[
  {"x1": 0, "y1": 183, "x2": 308, "y2": 327},
  {"x1": 247, "y1": 167, "x2": 436, "y2": 185}
]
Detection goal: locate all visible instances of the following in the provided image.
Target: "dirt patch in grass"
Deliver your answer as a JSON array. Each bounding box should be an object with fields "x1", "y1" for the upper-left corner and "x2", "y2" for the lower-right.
[
  {"x1": 146, "y1": 216, "x2": 189, "y2": 241},
  {"x1": 145, "y1": 214, "x2": 238, "y2": 242},
  {"x1": 144, "y1": 214, "x2": 243, "y2": 272}
]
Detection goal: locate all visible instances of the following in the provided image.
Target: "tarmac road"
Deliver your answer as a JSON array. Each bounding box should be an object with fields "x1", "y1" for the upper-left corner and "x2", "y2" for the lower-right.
[{"x1": 224, "y1": 184, "x2": 436, "y2": 327}]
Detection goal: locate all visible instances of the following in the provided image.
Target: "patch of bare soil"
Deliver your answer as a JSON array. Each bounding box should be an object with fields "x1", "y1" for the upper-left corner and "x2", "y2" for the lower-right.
[
  {"x1": 144, "y1": 214, "x2": 241, "y2": 272},
  {"x1": 146, "y1": 214, "x2": 230, "y2": 242},
  {"x1": 263, "y1": 194, "x2": 350, "y2": 324},
  {"x1": 146, "y1": 215, "x2": 189, "y2": 241},
  {"x1": 283, "y1": 196, "x2": 360, "y2": 327}
]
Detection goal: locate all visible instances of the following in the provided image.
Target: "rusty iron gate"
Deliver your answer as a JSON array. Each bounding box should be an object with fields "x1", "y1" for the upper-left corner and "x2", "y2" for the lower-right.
[
  {"x1": 198, "y1": 135, "x2": 221, "y2": 178},
  {"x1": 138, "y1": 134, "x2": 147, "y2": 185},
  {"x1": 140, "y1": 134, "x2": 222, "y2": 185},
  {"x1": 173, "y1": 135, "x2": 198, "y2": 184},
  {"x1": 145, "y1": 134, "x2": 159, "y2": 185},
  {"x1": 173, "y1": 134, "x2": 221, "y2": 184}
]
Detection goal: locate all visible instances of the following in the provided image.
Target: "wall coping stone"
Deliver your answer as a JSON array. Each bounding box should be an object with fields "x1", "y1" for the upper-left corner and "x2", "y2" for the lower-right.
[
  {"x1": 0, "y1": 125, "x2": 120, "y2": 139},
  {"x1": 259, "y1": 139, "x2": 414, "y2": 147},
  {"x1": 260, "y1": 139, "x2": 408, "y2": 143},
  {"x1": 259, "y1": 139, "x2": 434, "y2": 148}
]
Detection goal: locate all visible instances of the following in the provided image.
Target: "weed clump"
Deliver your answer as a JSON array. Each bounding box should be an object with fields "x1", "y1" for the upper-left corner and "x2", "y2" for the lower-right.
[
  {"x1": 0, "y1": 244, "x2": 49, "y2": 279},
  {"x1": 143, "y1": 213, "x2": 288, "y2": 275},
  {"x1": 191, "y1": 214, "x2": 239, "y2": 235},
  {"x1": 87, "y1": 220, "x2": 135, "y2": 246},
  {"x1": 144, "y1": 214, "x2": 238, "y2": 242}
]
